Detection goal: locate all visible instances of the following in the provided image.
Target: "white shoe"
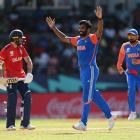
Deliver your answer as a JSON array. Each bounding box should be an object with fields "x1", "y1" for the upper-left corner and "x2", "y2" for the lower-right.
[
  {"x1": 7, "y1": 125, "x2": 16, "y2": 131},
  {"x1": 128, "y1": 112, "x2": 136, "y2": 121},
  {"x1": 72, "y1": 121, "x2": 86, "y2": 131},
  {"x1": 108, "y1": 117, "x2": 115, "y2": 130},
  {"x1": 20, "y1": 124, "x2": 36, "y2": 130}
]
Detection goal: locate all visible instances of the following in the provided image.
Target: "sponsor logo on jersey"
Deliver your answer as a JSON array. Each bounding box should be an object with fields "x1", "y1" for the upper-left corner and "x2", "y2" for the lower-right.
[
  {"x1": 12, "y1": 57, "x2": 22, "y2": 62},
  {"x1": 10, "y1": 51, "x2": 14, "y2": 56},
  {"x1": 127, "y1": 53, "x2": 140, "y2": 58}
]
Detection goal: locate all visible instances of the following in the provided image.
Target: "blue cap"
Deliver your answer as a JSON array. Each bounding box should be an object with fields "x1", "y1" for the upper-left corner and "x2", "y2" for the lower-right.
[{"x1": 128, "y1": 29, "x2": 138, "y2": 35}]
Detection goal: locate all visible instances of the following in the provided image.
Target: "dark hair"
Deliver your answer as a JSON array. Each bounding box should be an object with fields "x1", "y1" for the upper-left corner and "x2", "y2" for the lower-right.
[{"x1": 79, "y1": 20, "x2": 92, "y2": 29}]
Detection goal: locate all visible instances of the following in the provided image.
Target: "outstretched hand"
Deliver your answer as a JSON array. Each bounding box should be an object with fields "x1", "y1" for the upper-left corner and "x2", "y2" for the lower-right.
[
  {"x1": 46, "y1": 17, "x2": 55, "y2": 29},
  {"x1": 95, "y1": 6, "x2": 102, "y2": 19}
]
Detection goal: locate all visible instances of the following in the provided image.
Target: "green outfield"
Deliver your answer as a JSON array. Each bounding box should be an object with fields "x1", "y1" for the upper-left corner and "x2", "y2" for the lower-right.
[{"x1": 0, "y1": 118, "x2": 140, "y2": 140}]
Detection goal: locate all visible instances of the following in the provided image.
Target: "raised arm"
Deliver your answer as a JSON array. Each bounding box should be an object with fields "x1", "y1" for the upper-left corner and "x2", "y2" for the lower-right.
[
  {"x1": 95, "y1": 6, "x2": 103, "y2": 40},
  {"x1": 46, "y1": 17, "x2": 70, "y2": 44}
]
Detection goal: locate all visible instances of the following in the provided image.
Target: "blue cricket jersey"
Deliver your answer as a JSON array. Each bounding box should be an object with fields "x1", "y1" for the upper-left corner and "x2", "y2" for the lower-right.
[
  {"x1": 120, "y1": 42, "x2": 140, "y2": 76},
  {"x1": 70, "y1": 34, "x2": 99, "y2": 67}
]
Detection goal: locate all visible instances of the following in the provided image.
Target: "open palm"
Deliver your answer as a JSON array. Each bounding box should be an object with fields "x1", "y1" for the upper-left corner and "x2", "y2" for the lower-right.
[
  {"x1": 46, "y1": 17, "x2": 55, "y2": 29},
  {"x1": 95, "y1": 6, "x2": 102, "y2": 19}
]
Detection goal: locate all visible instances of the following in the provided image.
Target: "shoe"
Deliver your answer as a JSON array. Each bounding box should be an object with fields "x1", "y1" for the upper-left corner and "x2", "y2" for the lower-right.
[
  {"x1": 108, "y1": 117, "x2": 115, "y2": 130},
  {"x1": 128, "y1": 112, "x2": 136, "y2": 121},
  {"x1": 7, "y1": 125, "x2": 16, "y2": 131},
  {"x1": 72, "y1": 121, "x2": 86, "y2": 131},
  {"x1": 20, "y1": 124, "x2": 36, "y2": 130}
]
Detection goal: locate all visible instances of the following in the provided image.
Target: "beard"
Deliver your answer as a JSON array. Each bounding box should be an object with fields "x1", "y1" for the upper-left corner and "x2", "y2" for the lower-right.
[
  {"x1": 15, "y1": 40, "x2": 23, "y2": 46},
  {"x1": 129, "y1": 39, "x2": 137, "y2": 44},
  {"x1": 79, "y1": 31, "x2": 88, "y2": 37}
]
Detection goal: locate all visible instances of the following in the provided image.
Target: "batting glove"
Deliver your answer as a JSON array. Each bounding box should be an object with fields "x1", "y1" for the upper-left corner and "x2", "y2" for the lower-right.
[{"x1": 24, "y1": 73, "x2": 33, "y2": 83}]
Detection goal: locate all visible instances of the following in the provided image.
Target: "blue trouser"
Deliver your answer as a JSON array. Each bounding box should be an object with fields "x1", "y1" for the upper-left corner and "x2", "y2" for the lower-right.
[
  {"x1": 80, "y1": 65, "x2": 112, "y2": 125},
  {"x1": 126, "y1": 73, "x2": 140, "y2": 112},
  {"x1": 6, "y1": 81, "x2": 31, "y2": 128}
]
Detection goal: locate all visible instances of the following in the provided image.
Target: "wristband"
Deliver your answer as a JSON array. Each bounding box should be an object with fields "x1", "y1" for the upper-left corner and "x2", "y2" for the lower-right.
[{"x1": 98, "y1": 18, "x2": 103, "y2": 20}]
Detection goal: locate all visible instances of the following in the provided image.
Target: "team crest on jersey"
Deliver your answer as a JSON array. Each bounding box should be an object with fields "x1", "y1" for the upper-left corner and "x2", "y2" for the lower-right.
[
  {"x1": 10, "y1": 51, "x2": 14, "y2": 56},
  {"x1": 77, "y1": 40, "x2": 80, "y2": 44},
  {"x1": 126, "y1": 48, "x2": 130, "y2": 53}
]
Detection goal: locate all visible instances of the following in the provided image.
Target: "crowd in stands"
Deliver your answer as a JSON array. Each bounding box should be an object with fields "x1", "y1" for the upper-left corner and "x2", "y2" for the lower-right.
[{"x1": 0, "y1": 3, "x2": 140, "y2": 78}]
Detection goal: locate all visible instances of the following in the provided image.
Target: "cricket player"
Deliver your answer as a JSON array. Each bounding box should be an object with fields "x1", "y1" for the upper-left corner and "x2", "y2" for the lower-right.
[
  {"x1": 46, "y1": 6, "x2": 115, "y2": 131},
  {"x1": 0, "y1": 29, "x2": 35, "y2": 130},
  {"x1": 117, "y1": 28, "x2": 140, "y2": 120}
]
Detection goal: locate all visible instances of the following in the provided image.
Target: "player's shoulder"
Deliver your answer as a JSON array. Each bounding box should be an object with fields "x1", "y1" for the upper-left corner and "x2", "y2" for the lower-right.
[
  {"x1": 122, "y1": 42, "x2": 130, "y2": 48},
  {"x1": 89, "y1": 33, "x2": 96, "y2": 37},
  {"x1": 19, "y1": 45, "x2": 25, "y2": 49},
  {"x1": 1, "y1": 43, "x2": 11, "y2": 51},
  {"x1": 75, "y1": 36, "x2": 80, "y2": 40},
  {"x1": 89, "y1": 33, "x2": 98, "y2": 44}
]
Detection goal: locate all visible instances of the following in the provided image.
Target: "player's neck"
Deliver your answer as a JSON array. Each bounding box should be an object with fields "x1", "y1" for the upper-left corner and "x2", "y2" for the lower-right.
[
  {"x1": 81, "y1": 34, "x2": 89, "y2": 39},
  {"x1": 11, "y1": 42, "x2": 18, "y2": 48},
  {"x1": 130, "y1": 40, "x2": 139, "y2": 47}
]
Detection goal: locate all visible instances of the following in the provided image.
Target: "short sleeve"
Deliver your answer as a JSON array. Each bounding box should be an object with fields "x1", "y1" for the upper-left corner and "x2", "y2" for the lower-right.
[
  {"x1": 70, "y1": 36, "x2": 79, "y2": 47},
  {"x1": 117, "y1": 44, "x2": 126, "y2": 70},
  {"x1": 21, "y1": 47, "x2": 29, "y2": 58},
  {"x1": 120, "y1": 45, "x2": 125, "y2": 55},
  {"x1": 0, "y1": 48, "x2": 6, "y2": 61},
  {"x1": 89, "y1": 34, "x2": 98, "y2": 45}
]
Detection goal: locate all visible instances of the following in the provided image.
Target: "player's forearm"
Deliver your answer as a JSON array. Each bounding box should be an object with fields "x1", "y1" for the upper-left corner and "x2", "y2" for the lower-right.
[
  {"x1": 117, "y1": 56, "x2": 123, "y2": 70},
  {"x1": 25, "y1": 57, "x2": 33, "y2": 73},
  {"x1": 0, "y1": 69, "x2": 3, "y2": 77},
  {"x1": 52, "y1": 26, "x2": 69, "y2": 43},
  {"x1": 27, "y1": 61, "x2": 33, "y2": 73},
  {"x1": 0, "y1": 61, "x2": 4, "y2": 77},
  {"x1": 117, "y1": 52, "x2": 125, "y2": 74},
  {"x1": 96, "y1": 19, "x2": 103, "y2": 39}
]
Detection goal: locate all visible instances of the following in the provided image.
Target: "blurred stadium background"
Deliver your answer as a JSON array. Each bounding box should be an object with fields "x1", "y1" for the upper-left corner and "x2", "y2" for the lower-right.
[{"x1": 0, "y1": 0, "x2": 140, "y2": 119}]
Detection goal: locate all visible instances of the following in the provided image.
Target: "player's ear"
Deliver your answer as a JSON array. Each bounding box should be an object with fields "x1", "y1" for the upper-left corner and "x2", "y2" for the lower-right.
[{"x1": 87, "y1": 28, "x2": 91, "y2": 33}]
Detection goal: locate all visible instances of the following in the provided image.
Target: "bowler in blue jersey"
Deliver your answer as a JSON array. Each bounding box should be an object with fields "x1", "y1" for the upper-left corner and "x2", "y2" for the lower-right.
[{"x1": 46, "y1": 6, "x2": 115, "y2": 131}]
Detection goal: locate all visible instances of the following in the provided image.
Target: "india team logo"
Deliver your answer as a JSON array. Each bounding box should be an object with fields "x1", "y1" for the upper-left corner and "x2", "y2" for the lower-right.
[
  {"x1": 126, "y1": 48, "x2": 130, "y2": 53},
  {"x1": 10, "y1": 51, "x2": 14, "y2": 56}
]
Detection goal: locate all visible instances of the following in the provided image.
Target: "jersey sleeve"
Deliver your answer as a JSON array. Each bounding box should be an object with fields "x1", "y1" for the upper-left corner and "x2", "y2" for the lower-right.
[
  {"x1": 21, "y1": 47, "x2": 29, "y2": 58},
  {"x1": 89, "y1": 34, "x2": 98, "y2": 45},
  {"x1": 0, "y1": 48, "x2": 6, "y2": 61},
  {"x1": 69, "y1": 36, "x2": 79, "y2": 47},
  {"x1": 117, "y1": 45, "x2": 125, "y2": 70}
]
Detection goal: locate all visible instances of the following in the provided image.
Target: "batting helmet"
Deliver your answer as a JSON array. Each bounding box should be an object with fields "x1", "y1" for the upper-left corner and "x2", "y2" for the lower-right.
[
  {"x1": 9, "y1": 29, "x2": 24, "y2": 45},
  {"x1": 9, "y1": 29, "x2": 23, "y2": 40}
]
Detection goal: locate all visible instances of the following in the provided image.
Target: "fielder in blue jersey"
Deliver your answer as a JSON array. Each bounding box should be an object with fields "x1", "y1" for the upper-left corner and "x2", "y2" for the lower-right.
[
  {"x1": 46, "y1": 6, "x2": 115, "y2": 131},
  {"x1": 117, "y1": 29, "x2": 140, "y2": 120}
]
